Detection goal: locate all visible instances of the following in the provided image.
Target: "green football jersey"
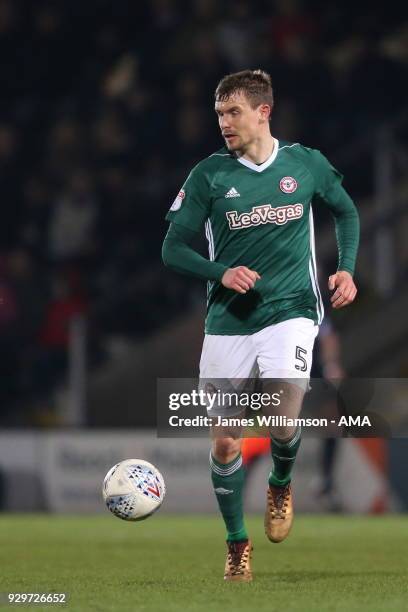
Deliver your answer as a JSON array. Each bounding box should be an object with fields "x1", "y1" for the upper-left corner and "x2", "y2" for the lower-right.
[{"x1": 165, "y1": 138, "x2": 359, "y2": 335}]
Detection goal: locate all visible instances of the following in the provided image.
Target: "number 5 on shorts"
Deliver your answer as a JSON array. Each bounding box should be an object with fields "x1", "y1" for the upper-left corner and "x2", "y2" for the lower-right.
[{"x1": 295, "y1": 346, "x2": 308, "y2": 372}]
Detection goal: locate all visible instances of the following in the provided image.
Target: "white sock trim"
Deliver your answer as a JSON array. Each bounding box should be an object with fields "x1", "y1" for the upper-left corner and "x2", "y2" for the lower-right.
[
  {"x1": 209, "y1": 452, "x2": 242, "y2": 476},
  {"x1": 272, "y1": 426, "x2": 301, "y2": 449}
]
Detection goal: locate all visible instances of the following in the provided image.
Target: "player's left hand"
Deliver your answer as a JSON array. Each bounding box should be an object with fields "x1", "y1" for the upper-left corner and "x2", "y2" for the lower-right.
[{"x1": 328, "y1": 271, "x2": 357, "y2": 309}]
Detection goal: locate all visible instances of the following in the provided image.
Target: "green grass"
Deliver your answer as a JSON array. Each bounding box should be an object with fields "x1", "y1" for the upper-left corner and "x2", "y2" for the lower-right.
[{"x1": 0, "y1": 514, "x2": 407, "y2": 612}]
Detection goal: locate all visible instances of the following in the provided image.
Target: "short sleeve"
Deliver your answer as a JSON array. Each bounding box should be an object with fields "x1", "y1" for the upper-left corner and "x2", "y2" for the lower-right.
[{"x1": 165, "y1": 163, "x2": 211, "y2": 232}]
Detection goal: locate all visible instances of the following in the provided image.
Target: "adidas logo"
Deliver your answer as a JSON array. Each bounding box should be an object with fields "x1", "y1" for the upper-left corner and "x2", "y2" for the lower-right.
[{"x1": 225, "y1": 187, "x2": 240, "y2": 198}]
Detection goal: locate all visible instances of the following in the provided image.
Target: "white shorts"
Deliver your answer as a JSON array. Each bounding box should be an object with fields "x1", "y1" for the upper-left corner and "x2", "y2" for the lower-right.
[{"x1": 199, "y1": 317, "x2": 319, "y2": 415}]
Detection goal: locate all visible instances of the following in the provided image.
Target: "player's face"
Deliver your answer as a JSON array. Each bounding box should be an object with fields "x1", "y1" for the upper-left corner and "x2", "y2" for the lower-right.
[{"x1": 215, "y1": 92, "x2": 269, "y2": 152}]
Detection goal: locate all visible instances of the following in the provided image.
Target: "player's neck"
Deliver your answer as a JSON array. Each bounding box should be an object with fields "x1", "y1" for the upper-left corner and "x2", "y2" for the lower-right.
[{"x1": 238, "y1": 133, "x2": 275, "y2": 165}]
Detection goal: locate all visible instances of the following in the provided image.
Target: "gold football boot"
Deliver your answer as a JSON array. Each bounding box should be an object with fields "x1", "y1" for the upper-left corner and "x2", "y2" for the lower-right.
[
  {"x1": 224, "y1": 540, "x2": 253, "y2": 582},
  {"x1": 264, "y1": 483, "x2": 293, "y2": 543}
]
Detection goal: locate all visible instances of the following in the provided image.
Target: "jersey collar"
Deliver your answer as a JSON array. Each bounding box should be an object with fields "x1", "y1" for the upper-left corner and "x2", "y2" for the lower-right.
[{"x1": 236, "y1": 137, "x2": 279, "y2": 172}]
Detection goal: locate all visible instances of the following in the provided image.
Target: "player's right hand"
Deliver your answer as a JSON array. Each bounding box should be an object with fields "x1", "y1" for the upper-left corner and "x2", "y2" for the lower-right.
[{"x1": 221, "y1": 266, "x2": 261, "y2": 294}]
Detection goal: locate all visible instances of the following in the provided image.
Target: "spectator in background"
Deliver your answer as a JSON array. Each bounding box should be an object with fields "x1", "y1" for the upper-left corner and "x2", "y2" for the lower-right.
[
  {"x1": 20, "y1": 174, "x2": 51, "y2": 258},
  {"x1": 34, "y1": 271, "x2": 88, "y2": 398},
  {"x1": 0, "y1": 248, "x2": 46, "y2": 412},
  {"x1": 0, "y1": 123, "x2": 21, "y2": 248},
  {"x1": 0, "y1": 254, "x2": 19, "y2": 406},
  {"x1": 268, "y1": 0, "x2": 318, "y2": 54},
  {"x1": 217, "y1": 1, "x2": 256, "y2": 70},
  {"x1": 46, "y1": 119, "x2": 86, "y2": 182},
  {"x1": 48, "y1": 170, "x2": 98, "y2": 263}
]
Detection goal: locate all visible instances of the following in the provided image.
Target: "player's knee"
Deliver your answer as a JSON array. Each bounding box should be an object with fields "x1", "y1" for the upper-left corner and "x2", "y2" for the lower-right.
[
  {"x1": 212, "y1": 437, "x2": 241, "y2": 463},
  {"x1": 270, "y1": 426, "x2": 297, "y2": 443}
]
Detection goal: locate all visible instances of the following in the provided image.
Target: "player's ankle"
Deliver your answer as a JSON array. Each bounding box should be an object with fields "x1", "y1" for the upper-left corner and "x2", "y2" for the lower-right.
[{"x1": 268, "y1": 473, "x2": 291, "y2": 488}]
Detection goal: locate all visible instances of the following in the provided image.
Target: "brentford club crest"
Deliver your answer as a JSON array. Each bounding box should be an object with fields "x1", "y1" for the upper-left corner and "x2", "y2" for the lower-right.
[{"x1": 279, "y1": 176, "x2": 298, "y2": 193}]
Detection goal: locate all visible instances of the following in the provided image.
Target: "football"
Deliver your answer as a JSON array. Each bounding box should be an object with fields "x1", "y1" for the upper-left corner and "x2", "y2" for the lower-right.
[{"x1": 102, "y1": 459, "x2": 166, "y2": 521}]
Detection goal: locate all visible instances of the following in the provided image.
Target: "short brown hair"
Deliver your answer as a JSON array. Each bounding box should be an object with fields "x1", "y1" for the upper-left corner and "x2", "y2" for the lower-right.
[{"x1": 215, "y1": 69, "x2": 274, "y2": 111}]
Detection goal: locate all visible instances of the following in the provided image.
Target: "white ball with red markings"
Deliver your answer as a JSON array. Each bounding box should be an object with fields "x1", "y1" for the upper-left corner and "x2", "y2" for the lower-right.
[{"x1": 102, "y1": 459, "x2": 166, "y2": 521}]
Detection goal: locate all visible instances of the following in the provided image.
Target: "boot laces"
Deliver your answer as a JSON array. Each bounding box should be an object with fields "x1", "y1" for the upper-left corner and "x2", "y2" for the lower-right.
[
  {"x1": 269, "y1": 484, "x2": 290, "y2": 518},
  {"x1": 227, "y1": 541, "x2": 249, "y2": 574}
]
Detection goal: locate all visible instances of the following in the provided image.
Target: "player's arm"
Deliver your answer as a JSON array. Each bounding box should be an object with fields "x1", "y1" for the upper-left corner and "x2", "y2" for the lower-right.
[
  {"x1": 326, "y1": 184, "x2": 359, "y2": 308},
  {"x1": 162, "y1": 162, "x2": 260, "y2": 293},
  {"x1": 310, "y1": 150, "x2": 360, "y2": 309},
  {"x1": 162, "y1": 223, "x2": 260, "y2": 293},
  {"x1": 162, "y1": 222, "x2": 227, "y2": 281}
]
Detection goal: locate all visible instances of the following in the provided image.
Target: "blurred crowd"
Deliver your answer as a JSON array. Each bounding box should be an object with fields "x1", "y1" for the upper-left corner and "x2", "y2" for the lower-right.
[{"x1": 0, "y1": 0, "x2": 407, "y2": 416}]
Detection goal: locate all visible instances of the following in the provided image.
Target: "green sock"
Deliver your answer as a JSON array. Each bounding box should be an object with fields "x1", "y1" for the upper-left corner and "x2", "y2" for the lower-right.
[
  {"x1": 210, "y1": 452, "x2": 248, "y2": 542},
  {"x1": 269, "y1": 427, "x2": 301, "y2": 487}
]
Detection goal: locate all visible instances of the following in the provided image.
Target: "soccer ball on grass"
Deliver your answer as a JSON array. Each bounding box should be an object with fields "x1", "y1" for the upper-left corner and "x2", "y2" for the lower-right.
[{"x1": 102, "y1": 459, "x2": 166, "y2": 521}]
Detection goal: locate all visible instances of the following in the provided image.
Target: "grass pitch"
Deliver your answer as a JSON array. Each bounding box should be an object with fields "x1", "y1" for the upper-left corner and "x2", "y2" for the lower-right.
[{"x1": 1, "y1": 514, "x2": 407, "y2": 612}]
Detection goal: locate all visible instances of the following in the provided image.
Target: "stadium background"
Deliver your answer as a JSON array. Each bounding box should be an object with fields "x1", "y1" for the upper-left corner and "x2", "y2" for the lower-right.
[{"x1": 0, "y1": 0, "x2": 408, "y2": 517}]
